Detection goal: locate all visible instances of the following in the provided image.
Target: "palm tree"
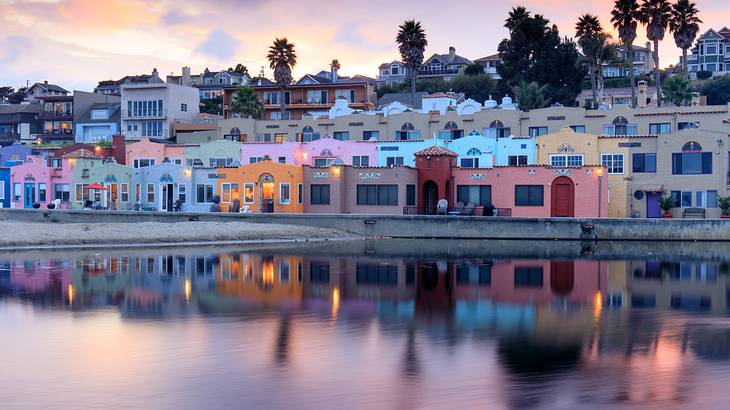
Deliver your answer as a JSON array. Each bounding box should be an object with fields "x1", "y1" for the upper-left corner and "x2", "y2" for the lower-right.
[
  {"x1": 230, "y1": 86, "x2": 263, "y2": 119},
  {"x1": 575, "y1": 14, "x2": 604, "y2": 108},
  {"x1": 661, "y1": 74, "x2": 694, "y2": 106},
  {"x1": 505, "y1": 6, "x2": 531, "y2": 31},
  {"x1": 670, "y1": 0, "x2": 702, "y2": 77},
  {"x1": 396, "y1": 20, "x2": 428, "y2": 108},
  {"x1": 639, "y1": 0, "x2": 672, "y2": 107},
  {"x1": 596, "y1": 36, "x2": 618, "y2": 102},
  {"x1": 611, "y1": 0, "x2": 641, "y2": 107},
  {"x1": 267, "y1": 38, "x2": 297, "y2": 120}
]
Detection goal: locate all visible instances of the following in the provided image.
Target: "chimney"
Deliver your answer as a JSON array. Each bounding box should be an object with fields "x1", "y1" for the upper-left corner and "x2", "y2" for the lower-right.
[
  {"x1": 449, "y1": 46, "x2": 456, "y2": 62},
  {"x1": 182, "y1": 66, "x2": 191, "y2": 86},
  {"x1": 637, "y1": 80, "x2": 648, "y2": 108},
  {"x1": 330, "y1": 59, "x2": 340, "y2": 83},
  {"x1": 44, "y1": 80, "x2": 48, "y2": 84},
  {"x1": 112, "y1": 134, "x2": 127, "y2": 164},
  {"x1": 151, "y1": 68, "x2": 159, "y2": 80}
]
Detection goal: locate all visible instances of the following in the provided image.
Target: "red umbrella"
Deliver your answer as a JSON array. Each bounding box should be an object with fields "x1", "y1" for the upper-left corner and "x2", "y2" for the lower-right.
[{"x1": 85, "y1": 183, "x2": 109, "y2": 190}]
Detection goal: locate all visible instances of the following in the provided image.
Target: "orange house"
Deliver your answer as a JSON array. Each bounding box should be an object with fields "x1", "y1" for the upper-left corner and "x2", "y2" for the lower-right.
[{"x1": 217, "y1": 160, "x2": 304, "y2": 213}]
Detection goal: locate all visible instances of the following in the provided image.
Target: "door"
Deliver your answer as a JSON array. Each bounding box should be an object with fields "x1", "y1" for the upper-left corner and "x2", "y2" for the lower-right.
[
  {"x1": 23, "y1": 183, "x2": 35, "y2": 208},
  {"x1": 646, "y1": 192, "x2": 661, "y2": 218},
  {"x1": 423, "y1": 181, "x2": 438, "y2": 215},
  {"x1": 550, "y1": 261, "x2": 575, "y2": 296},
  {"x1": 260, "y1": 182, "x2": 274, "y2": 213},
  {"x1": 161, "y1": 184, "x2": 174, "y2": 211},
  {"x1": 550, "y1": 177, "x2": 574, "y2": 217}
]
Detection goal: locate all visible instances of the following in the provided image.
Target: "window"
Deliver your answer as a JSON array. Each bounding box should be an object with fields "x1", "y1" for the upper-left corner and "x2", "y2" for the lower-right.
[
  {"x1": 514, "y1": 267, "x2": 544, "y2": 287},
  {"x1": 633, "y1": 153, "x2": 656, "y2": 173},
  {"x1": 309, "y1": 261, "x2": 330, "y2": 283},
  {"x1": 181, "y1": 103, "x2": 188, "y2": 112},
  {"x1": 74, "y1": 184, "x2": 84, "y2": 202},
  {"x1": 333, "y1": 131, "x2": 349, "y2": 141},
  {"x1": 54, "y1": 184, "x2": 70, "y2": 203},
  {"x1": 310, "y1": 184, "x2": 330, "y2": 205},
  {"x1": 177, "y1": 184, "x2": 185, "y2": 203},
  {"x1": 363, "y1": 130, "x2": 379, "y2": 140},
  {"x1": 133, "y1": 158, "x2": 155, "y2": 168},
  {"x1": 210, "y1": 158, "x2": 233, "y2": 167},
  {"x1": 38, "y1": 183, "x2": 47, "y2": 202},
  {"x1": 386, "y1": 156, "x2": 404, "y2": 166},
  {"x1": 352, "y1": 156, "x2": 369, "y2": 167},
  {"x1": 601, "y1": 153, "x2": 624, "y2": 174},
  {"x1": 13, "y1": 183, "x2": 20, "y2": 201},
  {"x1": 356, "y1": 263, "x2": 398, "y2": 285},
  {"x1": 460, "y1": 158, "x2": 479, "y2": 168},
  {"x1": 549, "y1": 154, "x2": 583, "y2": 167},
  {"x1": 528, "y1": 126, "x2": 548, "y2": 137},
  {"x1": 406, "y1": 184, "x2": 416, "y2": 206},
  {"x1": 356, "y1": 184, "x2": 398, "y2": 206},
  {"x1": 120, "y1": 183, "x2": 129, "y2": 202},
  {"x1": 196, "y1": 184, "x2": 214, "y2": 203},
  {"x1": 146, "y1": 184, "x2": 155, "y2": 203},
  {"x1": 508, "y1": 155, "x2": 528, "y2": 166},
  {"x1": 603, "y1": 117, "x2": 638, "y2": 135},
  {"x1": 456, "y1": 185, "x2": 492, "y2": 206},
  {"x1": 696, "y1": 190, "x2": 718, "y2": 208},
  {"x1": 678, "y1": 121, "x2": 700, "y2": 130},
  {"x1": 243, "y1": 183, "x2": 254, "y2": 204},
  {"x1": 280, "y1": 183, "x2": 290, "y2": 204},
  {"x1": 249, "y1": 156, "x2": 267, "y2": 164},
  {"x1": 306, "y1": 90, "x2": 328, "y2": 104},
  {"x1": 649, "y1": 123, "x2": 671, "y2": 134},
  {"x1": 135, "y1": 184, "x2": 141, "y2": 202},
  {"x1": 278, "y1": 156, "x2": 286, "y2": 164},
  {"x1": 297, "y1": 184, "x2": 303, "y2": 204},
  {"x1": 221, "y1": 183, "x2": 232, "y2": 202},
  {"x1": 570, "y1": 125, "x2": 586, "y2": 133},
  {"x1": 335, "y1": 89, "x2": 356, "y2": 103},
  {"x1": 50, "y1": 158, "x2": 62, "y2": 168},
  {"x1": 313, "y1": 158, "x2": 336, "y2": 167},
  {"x1": 396, "y1": 122, "x2": 420, "y2": 140},
  {"x1": 672, "y1": 152, "x2": 712, "y2": 174},
  {"x1": 515, "y1": 185, "x2": 544, "y2": 206}
]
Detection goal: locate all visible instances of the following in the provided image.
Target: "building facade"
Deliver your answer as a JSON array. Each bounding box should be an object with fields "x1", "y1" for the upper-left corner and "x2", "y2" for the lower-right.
[
  {"x1": 167, "y1": 66, "x2": 250, "y2": 100},
  {"x1": 602, "y1": 44, "x2": 655, "y2": 78},
  {"x1": 685, "y1": 27, "x2": 730, "y2": 77},
  {"x1": 0, "y1": 105, "x2": 42, "y2": 145},
  {"x1": 419, "y1": 47, "x2": 473, "y2": 81},
  {"x1": 215, "y1": 161, "x2": 304, "y2": 213}
]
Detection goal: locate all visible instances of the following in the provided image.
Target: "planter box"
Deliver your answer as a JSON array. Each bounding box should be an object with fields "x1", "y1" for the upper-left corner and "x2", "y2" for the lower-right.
[{"x1": 661, "y1": 213, "x2": 673, "y2": 219}]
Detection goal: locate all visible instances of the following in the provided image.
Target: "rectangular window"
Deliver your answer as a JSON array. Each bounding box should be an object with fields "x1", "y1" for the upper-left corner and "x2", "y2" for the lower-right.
[
  {"x1": 549, "y1": 154, "x2": 583, "y2": 167},
  {"x1": 280, "y1": 183, "x2": 290, "y2": 204},
  {"x1": 363, "y1": 130, "x2": 379, "y2": 140},
  {"x1": 313, "y1": 158, "x2": 335, "y2": 167},
  {"x1": 13, "y1": 183, "x2": 21, "y2": 201},
  {"x1": 0, "y1": 181, "x2": 4, "y2": 200},
  {"x1": 355, "y1": 184, "x2": 398, "y2": 206},
  {"x1": 649, "y1": 123, "x2": 671, "y2": 134},
  {"x1": 386, "y1": 156, "x2": 404, "y2": 166},
  {"x1": 38, "y1": 183, "x2": 47, "y2": 203},
  {"x1": 222, "y1": 183, "x2": 232, "y2": 203},
  {"x1": 515, "y1": 185, "x2": 544, "y2": 206},
  {"x1": 672, "y1": 152, "x2": 712, "y2": 175},
  {"x1": 514, "y1": 266, "x2": 544, "y2": 287},
  {"x1": 460, "y1": 158, "x2": 479, "y2": 168},
  {"x1": 333, "y1": 131, "x2": 349, "y2": 141},
  {"x1": 181, "y1": 103, "x2": 187, "y2": 112},
  {"x1": 121, "y1": 183, "x2": 129, "y2": 202},
  {"x1": 310, "y1": 184, "x2": 330, "y2": 205},
  {"x1": 406, "y1": 184, "x2": 416, "y2": 206},
  {"x1": 196, "y1": 184, "x2": 214, "y2": 203},
  {"x1": 508, "y1": 155, "x2": 528, "y2": 166},
  {"x1": 678, "y1": 121, "x2": 700, "y2": 130},
  {"x1": 50, "y1": 158, "x2": 62, "y2": 168},
  {"x1": 146, "y1": 184, "x2": 155, "y2": 203},
  {"x1": 456, "y1": 185, "x2": 492, "y2": 206},
  {"x1": 178, "y1": 185, "x2": 186, "y2": 203},
  {"x1": 707, "y1": 190, "x2": 718, "y2": 208},
  {"x1": 352, "y1": 156, "x2": 369, "y2": 167},
  {"x1": 632, "y1": 153, "x2": 656, "y2": 173},
  {"x1": 278, "y1": 156, "x2": 286, "y2": 164},
  {"x1": 682, "y1": 191, "x2": 692, "y2": 208},
  {"x1": 528, "y1": 126, "x2": 548, "y2": 137},
  {"x1": 243, "y1": 183, "x2": 254, "y2": 204},
  {"x1": 53, "y1": 184, "x2": 70, "y2": 203},
  {"x1": 133, "y1": 158, "x2": 155, "y2": 168},
  {"x1": 569, "y1": 125, "x2": 586, "y2": 133},
  {"x1": 601, "y1": 153, "x2": 624, "y2": 174},
  {"x1": 297, "y1": 183, "x2": 303, "y2": 204}
]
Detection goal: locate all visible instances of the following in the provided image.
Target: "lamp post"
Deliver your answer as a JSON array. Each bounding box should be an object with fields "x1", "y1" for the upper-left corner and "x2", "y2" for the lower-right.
[{"x1": 596, "y1": 167, "x2": 604, "y2": 217}]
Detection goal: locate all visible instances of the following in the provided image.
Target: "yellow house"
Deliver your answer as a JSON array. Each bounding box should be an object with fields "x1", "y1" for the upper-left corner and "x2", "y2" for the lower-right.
[{"x1": 536, "y1": 127, "x2": 656, "y2": 217}]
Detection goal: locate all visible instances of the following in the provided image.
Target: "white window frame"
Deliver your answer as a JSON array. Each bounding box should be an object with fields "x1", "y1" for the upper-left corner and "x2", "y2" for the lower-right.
[
  {"x1": 0, "y1": 181, "x2": 4, "y2": 200},
  {"x1": 178, "y1": 184, "x2": 186, "y2": 203},
  {"x1": 549, "y1": 154, "x2": 584, "y2": 167},
  {"x1": 601, "y1": 153, "x2": 624, "y2": 175},
  {"x1": 146, "y1": 183, "x2": 155, "y2": 203},
  {"x1": 243, "y1": 183, "x2": 254, "y2": 204},
  {"x1": 121, "y1": 183, "x2": 129, "y2": 202},
  {"x1": 280, "y1": 183, "x2": 290, "y2": 205},
  {"x1": 133, "y1": 158, "x2": 155, "y2": 168},
  {"x1": 221, "y1": 183, "x2": 232, "y2": 203}
]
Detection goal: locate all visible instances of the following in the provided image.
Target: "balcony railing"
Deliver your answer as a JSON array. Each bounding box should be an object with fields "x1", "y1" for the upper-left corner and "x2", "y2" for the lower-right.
[
  {"x1": 417, "y1": 68, "x2": 460, "y2": 76},
  {"x1": 121, "y1": 108, "x2": 168, "y2": 119},
  {"x1": 39, "y1": 110, "x2": 73, "y2": 118},
  {"x1": 402, "y1": 206, "x2": 512, "y2": 217}
]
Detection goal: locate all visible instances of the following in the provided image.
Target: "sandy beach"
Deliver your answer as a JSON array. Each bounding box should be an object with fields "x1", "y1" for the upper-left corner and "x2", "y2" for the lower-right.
[{"x1": 0, "y1": 221, "x2": 358, "y2": 248}]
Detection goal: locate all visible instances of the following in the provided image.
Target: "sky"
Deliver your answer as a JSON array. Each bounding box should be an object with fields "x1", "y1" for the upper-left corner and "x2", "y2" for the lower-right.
[{"x1": 0, "y1": 0, "x2": 727, "y2": 92}]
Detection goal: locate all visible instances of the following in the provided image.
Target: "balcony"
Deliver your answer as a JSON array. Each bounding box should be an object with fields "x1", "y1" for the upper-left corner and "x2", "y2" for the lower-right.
[
  {"x1": 417, "y1": 67, "x2": 460, "y2": 77},
  {"x1": 121, "y1": 108, "x2": 168, "y2": 120},
  {"x1": 39, "y1": 110, "x2": 73, "y2": 119}
]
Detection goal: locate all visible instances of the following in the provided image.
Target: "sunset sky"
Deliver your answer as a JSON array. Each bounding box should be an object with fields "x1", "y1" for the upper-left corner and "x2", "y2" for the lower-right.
[{"x1": 0, "y1": 0, "x2": 726, "y2": 92}]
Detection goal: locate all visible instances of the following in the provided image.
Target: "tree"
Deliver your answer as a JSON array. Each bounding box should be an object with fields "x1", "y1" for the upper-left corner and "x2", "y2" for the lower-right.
[
  {"x1": 0, "y1": 86, "x2": 14, "y2": 102},
  {"x1": 464, "y1": 64, "x2": 485, "y2": 76},
  {"x1": 639, "y1": 0, "x2": 672, "y2": 107},
  {"x1": 498, "y1": 7, "x2": 585, "y2": 106},
  {"x1": 267, "y1": 38, "x2": 297, "y2": 120},
  {"x1": 700, "y1": 75, "x2": 730, "y2": 105},
  {"x1": 229, "y1": 86, "x2": 263, "y2": 119},
  {"x1": 513, "y1": 81, "x2": 546, "y2": 111},
  {"x1": 576, "y1": 14, "x2": 605, "y2": 108},
  {"x1": 662, "y1": 75, "x2": 694, "y2": 106},
  {"x1": 228, "y1": 64, "x2": 250, "y2": 77},
  {"x1": 200, "y1": 97, "x2": 222, "y2": 115},
  {"x1": 669, "y1": 0, "x2": 702, "y2": 77},
  {"x1": 2, "y1": 87, "x2": 26, "y2": 104},
  {"x1": 611, "y1": 0, "x2": 642, "y2": 107},
  {"x1": 396, "y1": 20, "x2": 428, "y2": 109}
]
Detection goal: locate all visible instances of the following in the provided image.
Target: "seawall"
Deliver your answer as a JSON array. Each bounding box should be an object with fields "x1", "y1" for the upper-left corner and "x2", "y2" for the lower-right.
[{"x1": 3, "y1": 209, "x2": 730, "y2": 241}]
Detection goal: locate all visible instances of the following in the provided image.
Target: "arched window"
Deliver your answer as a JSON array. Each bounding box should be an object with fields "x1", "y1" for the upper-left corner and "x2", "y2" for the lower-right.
[
  {"x1": 301, "y1": 126, "x2": 320, "y2": 142},
  {"x1": 486, "y1": 120, "x2": 510, "y2": 138},
  {"x1": 396, "y1": 122, "x2": 420, "y2": 140},
  {"x1": 682, "y1": 141, "x2": 703, "y2": 152},
  {"x1": 440, "y1": 121, "x2": 463, "y2": 140},
  {"x1": 489, "y1": 120, "x2": 504, "y2": 128},
  {"x1": 444, "y1": 121, "x2": 459, "y2": 130},
  {"x1": 229, "y1": 127, "x2": 241, "y2": 135},
  {"x1": 303, "y1": 126, "x2": 314, "y2": 133},
  {"x1": 612, "y1": 116, "x2": 628, "y2": 125},
  {"x1": 401, "y1": 122, "x2": 415, "y2": 131},
  {"x1": 468, "y1": 130, "x2": 480, "y2": 137}
]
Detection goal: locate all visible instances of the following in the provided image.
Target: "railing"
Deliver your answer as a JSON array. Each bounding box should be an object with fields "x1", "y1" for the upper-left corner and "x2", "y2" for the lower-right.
[
  {"x1": 403, "y1": 206, "x2": 512, "y2": 217},
  {"x1": 417, "y1": 68, "x2": 460, "y2": 76},
  {"x1": 121, "y1": 108, "x2": 168, "y2": 119},
  {"x1": 39, "y1": 111, "x2": 72, "y2": 117}
]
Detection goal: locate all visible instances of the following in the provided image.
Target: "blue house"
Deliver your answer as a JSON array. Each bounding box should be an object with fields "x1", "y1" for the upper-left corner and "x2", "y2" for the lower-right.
[
  {"x1": 0, "y1": 168, "x2": 9, "y2": 208},
  {"x1": 75, "y1": 103, "x2": 121, "y2": 143},
  {"x1": 0, "y1": 142, "x2": 36, "y2": 167},
  {"x1": 494, "y1": 136, "x2": 535, "y2": 166}
]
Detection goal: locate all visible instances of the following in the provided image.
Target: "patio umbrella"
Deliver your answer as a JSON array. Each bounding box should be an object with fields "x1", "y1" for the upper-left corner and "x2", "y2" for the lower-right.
[{"x1": 85, "y1": 183, "x2": 109, "y2": 190}]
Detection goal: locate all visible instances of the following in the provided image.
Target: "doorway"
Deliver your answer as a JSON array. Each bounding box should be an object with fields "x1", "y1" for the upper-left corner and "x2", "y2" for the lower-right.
[
  {"x1": 423, "y1": 181, "x2": 438, "y2": 215},
  {"x1": 646, "y1": 192, "x2": 661, "y2": 218},
  {"x1": 259, "y1": 173, "x2": 275, "y2": 213},
  {"x1": 550, "y1": 176, "x2": 575, "y2": 217},
  {"x1": 550, "y1": 261, "x2": 575, "y2": 296},
  {"x1": 23, "y1": 183, "x2": 35, "y2": 208},
  {"x1": 161, "y1": 183, "x2": 174, "y2": 211}
]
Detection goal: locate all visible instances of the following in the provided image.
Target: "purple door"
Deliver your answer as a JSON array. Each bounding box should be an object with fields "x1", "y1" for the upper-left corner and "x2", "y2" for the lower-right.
[{"x1": 646, "y1": 192, "x2": 661, "y2": 218}]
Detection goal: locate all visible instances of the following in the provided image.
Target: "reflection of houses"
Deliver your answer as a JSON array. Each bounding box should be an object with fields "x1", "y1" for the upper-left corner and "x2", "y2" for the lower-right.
[{"x1": 214, "y1": 254, "x2": 304, "y2": 306}]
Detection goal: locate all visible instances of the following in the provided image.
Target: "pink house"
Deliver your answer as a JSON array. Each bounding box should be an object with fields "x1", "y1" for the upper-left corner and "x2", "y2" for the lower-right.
[
  {"x1": 9, "y1": 155, "x2": 73, "y2": 209},
  {"x1": 241, "y1": 137, "x2": 379, "y2": 167},
  {"x1": 125, "y1": 138, "x2": 185, "y2": 168}
]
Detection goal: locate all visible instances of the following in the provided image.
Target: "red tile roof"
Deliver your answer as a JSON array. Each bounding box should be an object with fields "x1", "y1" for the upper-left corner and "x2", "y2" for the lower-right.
[{"x1": 414, "y1": 145, "x2": 458, "y2": 156}]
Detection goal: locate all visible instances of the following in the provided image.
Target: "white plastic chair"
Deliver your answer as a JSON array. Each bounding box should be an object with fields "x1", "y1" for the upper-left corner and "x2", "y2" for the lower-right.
[{"x1": 239, "y1": 205, "x2": 250, "y2": 214}]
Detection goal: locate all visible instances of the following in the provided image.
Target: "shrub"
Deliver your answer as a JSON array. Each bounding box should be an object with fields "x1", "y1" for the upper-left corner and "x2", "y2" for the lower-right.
[
  {"x1": 47, "y1": 203, "x2": 56, "y2": 210},
  {"x1": 696, "y1": 70, "x2": 712, "y2": 80}
]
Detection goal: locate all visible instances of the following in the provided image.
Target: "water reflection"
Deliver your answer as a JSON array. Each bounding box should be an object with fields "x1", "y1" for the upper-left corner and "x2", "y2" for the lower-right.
[{"x1": 2, "y1": 241, "x2": 730, "y2": 409}]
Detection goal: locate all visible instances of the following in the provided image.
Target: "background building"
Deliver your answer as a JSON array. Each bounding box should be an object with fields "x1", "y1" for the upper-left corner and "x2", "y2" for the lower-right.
[{"x1": 685, "y1": 27, "x2": 730, "y2": 77}]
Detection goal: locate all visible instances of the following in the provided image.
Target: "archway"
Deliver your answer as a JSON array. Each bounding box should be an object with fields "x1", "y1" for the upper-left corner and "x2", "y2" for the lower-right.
[
  {"x1": 423, "y1": 181, "x2": 438, "y2": 215},
  {"x1": 550, "y1": 176, "x2": 574, "y2": 217}
]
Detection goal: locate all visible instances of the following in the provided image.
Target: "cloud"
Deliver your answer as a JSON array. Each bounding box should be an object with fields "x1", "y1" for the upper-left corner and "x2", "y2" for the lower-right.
[
  {"x1": 0, "y1": 35, "x2": 31, "y2": 64},
  {"x1": 194, "y1": 29, "x2": 239, "y2": 61}
]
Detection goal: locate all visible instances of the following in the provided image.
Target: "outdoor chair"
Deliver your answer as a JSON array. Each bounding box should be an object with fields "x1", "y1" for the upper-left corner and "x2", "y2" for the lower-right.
[
  {"x1": 230, "y1": 199, "x2": 241, "y2": 213},
  {"x1": 462, "y1": 203, "x2": 476, "y2": 216},
  {"x1": 173, "y1": 199, "x2": 183, "y2": 212},
  {"x1": 436, "y1": 199, "x2": 448, "y2": 215},
  {"x1": 240, "y1": 205, "x2": 250, "y2": 214}
]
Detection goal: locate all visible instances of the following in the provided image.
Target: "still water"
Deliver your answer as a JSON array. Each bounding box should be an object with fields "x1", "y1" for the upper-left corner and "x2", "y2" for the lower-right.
[{"x1": 2, "y1": 239, "x2": 730, "y2": 409}]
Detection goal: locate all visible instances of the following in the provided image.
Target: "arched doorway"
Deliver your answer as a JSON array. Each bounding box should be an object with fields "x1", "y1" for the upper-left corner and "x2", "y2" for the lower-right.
[
  {"x1": 423, "y1": 181, "x2": 438, "y2": 215},
  {"x1": 259, "y1": 173, "x2": 275, "y2": 213},
  {"x1": 550, "y1": 261, "x2": 575, "y2": 296},
  {"x1": 550, "y1": 176, "x2": 574, "y2": 217}
]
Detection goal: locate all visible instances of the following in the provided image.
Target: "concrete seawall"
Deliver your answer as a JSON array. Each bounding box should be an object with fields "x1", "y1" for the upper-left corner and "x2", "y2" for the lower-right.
[{"x1": 3, "y1": 209, "x2": 730, "y2": 241}]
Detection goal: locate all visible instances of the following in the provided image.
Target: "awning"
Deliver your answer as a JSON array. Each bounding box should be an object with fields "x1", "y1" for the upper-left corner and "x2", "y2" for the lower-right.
[
  {"x1": 85, "y1": 183, "x2": 108, "y2": 190},
  {"x1": 640, "y1": 185, "x2": 664, "y2": 193}
]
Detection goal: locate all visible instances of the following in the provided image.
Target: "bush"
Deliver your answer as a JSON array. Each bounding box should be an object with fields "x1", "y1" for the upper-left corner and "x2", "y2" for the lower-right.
[
  {"x1": 700, "y1": 75, "x2": 730, "y2": 105},
  {"x1": 696, "y1": 70, "x2": 712, "y2": 80}
]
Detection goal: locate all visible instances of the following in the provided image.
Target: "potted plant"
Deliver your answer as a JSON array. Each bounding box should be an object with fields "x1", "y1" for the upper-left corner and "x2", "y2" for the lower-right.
[
  {"x1": 719, "y1": 195, "x2": 730, "y2": 219},
  {"x1": 47, "y1": 203, "x2": 56, "y2": 210},
  {"x1": 212, "y1": 195, "x2": 220, "y2": 204},
  {"x1": 659, "y1": 196, "x2": 674, "y2": 218},
  {"x1": 32, "y1": 202, "x2": 41, "y2": 209}
]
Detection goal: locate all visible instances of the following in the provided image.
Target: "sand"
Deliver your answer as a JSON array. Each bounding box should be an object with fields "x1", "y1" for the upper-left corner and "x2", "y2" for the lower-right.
[{"x1": 0, "y1": 221, "x2": 358, "y2": 248}]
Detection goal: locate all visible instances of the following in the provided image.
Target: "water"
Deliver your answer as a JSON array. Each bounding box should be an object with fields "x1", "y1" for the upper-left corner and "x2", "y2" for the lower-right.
[{"x1": 2, "y1": 239, "x2": 730, "y2": 409}]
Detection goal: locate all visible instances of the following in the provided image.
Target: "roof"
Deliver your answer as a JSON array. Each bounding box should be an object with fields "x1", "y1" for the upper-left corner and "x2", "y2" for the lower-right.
[
  {"x1": 414, "y1": 145, "x2": 458, "y2": 157},
  {"x1": 29, "y1": 82, "x2": 69, "y2": 94},
  {"x1": 474, "y1": 54, "x2": 501, "y2": 62},
  {"x1": 378, "y1": 60, "x2": 404, "y2": 69},
  {"x1": 376, "y1": 92, "x2": 426, "y2": 109},
  {"x1": 75, "y1": 103, "x2": 121, "y2": 124},
  {"x1": 0, "y1": 104, "x2": 42, "y2": 115},
  {"x1": 425, "y1": 50, "x2": 473, "y2": 66},
  {"x1": 64, "y1": 149, "x2": 102, "y2": 159},
  {"x1": 423, "y1": 92, "x2": 463, "y2": 100}
]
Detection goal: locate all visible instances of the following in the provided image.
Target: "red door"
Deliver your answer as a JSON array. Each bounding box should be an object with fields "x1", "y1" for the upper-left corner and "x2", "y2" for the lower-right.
[{"x1": 550, "y1": 176, "x2": 574, "y2": 217}]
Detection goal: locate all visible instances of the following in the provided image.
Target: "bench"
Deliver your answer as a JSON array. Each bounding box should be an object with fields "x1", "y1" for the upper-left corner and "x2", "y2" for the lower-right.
[{"x1": 682, "y1": 207, "x2": 706, "y2": 219}]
